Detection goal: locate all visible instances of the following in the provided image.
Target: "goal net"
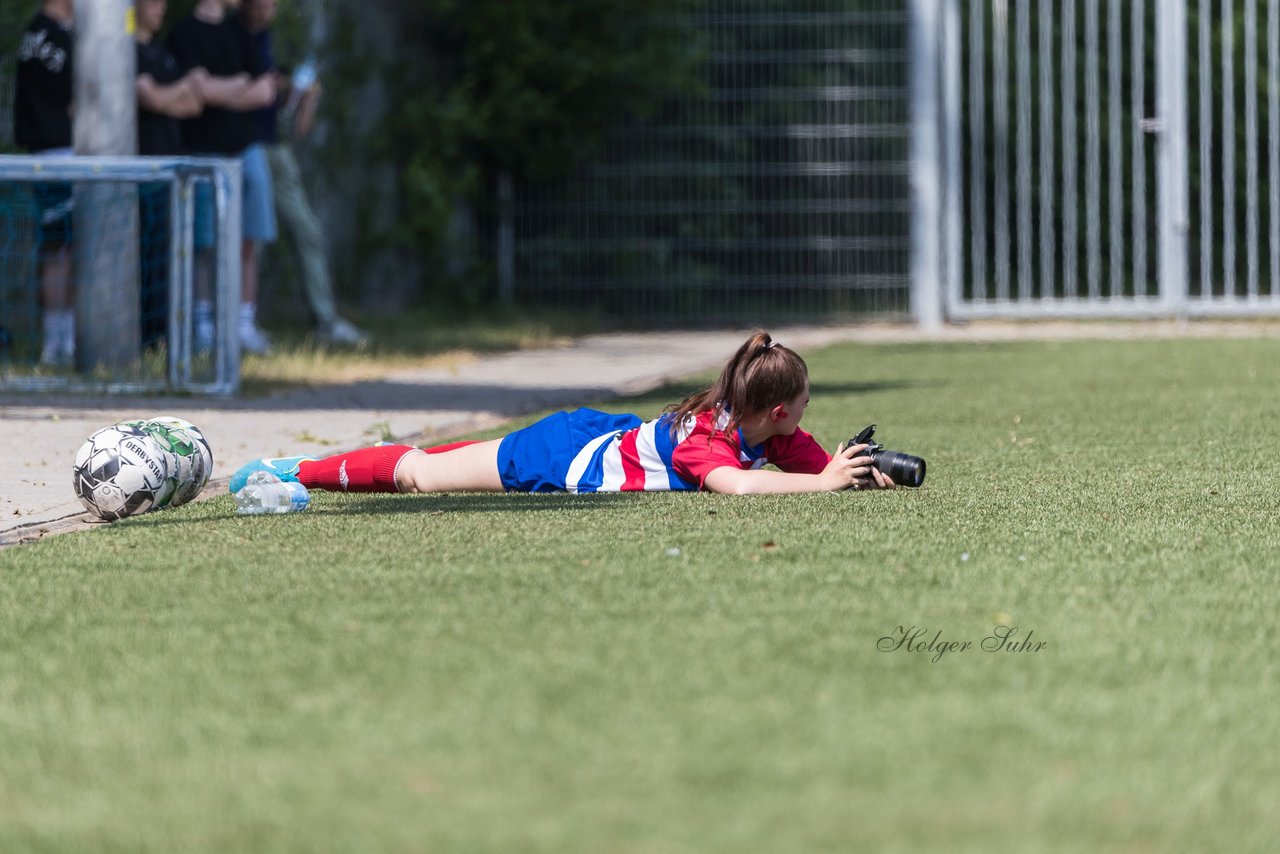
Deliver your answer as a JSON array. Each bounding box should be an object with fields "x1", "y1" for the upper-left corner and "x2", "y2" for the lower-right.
[{"x1": 0, "y1": 156, "x2": 242, "y2": 395}]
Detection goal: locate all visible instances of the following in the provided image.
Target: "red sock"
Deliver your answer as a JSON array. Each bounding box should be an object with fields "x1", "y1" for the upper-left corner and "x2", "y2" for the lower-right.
[
  {"x1": 423, "y1": 440, "x2": 482, "y2": 454},
  {"x1": 297, "y1": 445, "x2": 418, "y2": 493}
]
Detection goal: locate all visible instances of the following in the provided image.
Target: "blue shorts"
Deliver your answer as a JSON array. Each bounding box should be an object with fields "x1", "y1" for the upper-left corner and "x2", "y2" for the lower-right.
[
  {"x1": 241, "y1": 143, "x2": 277, "y2": 243},
  {"x1": 497, "y1": 408, "x2": 643, "y2": 492},
  {"x1": 193, "y1": 145, "x2": 278, "y2": 249}
]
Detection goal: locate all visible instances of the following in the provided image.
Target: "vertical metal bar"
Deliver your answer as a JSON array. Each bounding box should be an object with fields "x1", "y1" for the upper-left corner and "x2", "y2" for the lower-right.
[
  {"x1": 993, "y1": 0, "x2": 1011, "y2": 301},
  {"x1": 944, "y1": 0, "x2": 963, "y2": 316},
  {"x1": 1271, "y1": 0, "x2": 1280, "y2": 298},
  {"x1": 910, "y1": 0, "x2": 943, "y2": 328},
  {"x1": 1063, "y1": 0, "x2": 1079, "y2": 298},
  {"x1": 1039, "y1": 0, "x2": 1055, "y2": 300},
  {"x1": 216, "y1": 161, "x2": 243, "y2": 395},
  {"x1": 1158, "y1": 0, "x2": 1190, "y2": 314},
  {"x1": 1246, "y1": 0, "x2": 1260, "y2": 299},
  {"x1": 181, "y1": 176, "x2": 196, "y2": 387},
  {"x1": 1200, "y1": 0, "x2": 1213, "y2": 298},
  {"x1": 1085, "y1": 0, "x2": 1102, "y2": 300},
  {"x1": 167, "y1": 176, "x2": 182, "y2": 389},
  {"x1": 1107, "y1": 0, "x2": 1123, "y2": 298},
  {"x1": 1223, "y1": 0, "x2": 1236, "y2": 297},
  {"x1": 970, "y1": 0, "x2": 988, "y2": 299},
  {"x1": 1016, "y1": 0, "x2": 1032, "y2": 301},
  {"x1": 1132, "y1": 0, "x2": 1148, "y2": 296}
]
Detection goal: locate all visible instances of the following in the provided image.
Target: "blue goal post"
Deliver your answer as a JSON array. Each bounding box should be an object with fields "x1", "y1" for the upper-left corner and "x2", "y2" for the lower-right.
[{"x1": 0, "y1": 155, "x2": 242, "y2": 396}]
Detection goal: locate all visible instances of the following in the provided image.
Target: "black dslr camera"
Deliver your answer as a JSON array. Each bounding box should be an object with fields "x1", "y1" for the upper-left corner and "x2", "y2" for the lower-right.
[{"x1": 846, "y1": 424, "x2": 926, "y2": 488}]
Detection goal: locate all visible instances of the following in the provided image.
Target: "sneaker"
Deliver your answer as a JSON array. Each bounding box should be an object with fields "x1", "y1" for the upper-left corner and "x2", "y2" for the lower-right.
[
  {"x1": 40, "y1": 311, "x2": 74, "y2": 367},
  {"x1": 238, "y1": 323, "x2": 273, "y2": 356},
  {"x1": 229, "y1": 455, "x2": 315, "y2": 494},
  {"x1": 317, "y1": 317, "x2": 369, "y2": 347},
  {"x1": 39, "y1": 339, "x2": 71, "y2": 368}
]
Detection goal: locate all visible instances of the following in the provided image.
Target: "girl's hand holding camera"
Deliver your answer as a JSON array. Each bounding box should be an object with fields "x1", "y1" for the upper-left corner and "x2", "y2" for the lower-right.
[{"x1": 826, "y1": 442, "x2": 897, "y2": 491}]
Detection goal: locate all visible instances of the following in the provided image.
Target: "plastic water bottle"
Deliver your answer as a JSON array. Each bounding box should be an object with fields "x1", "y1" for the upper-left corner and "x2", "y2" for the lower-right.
[
  {"x1": 292, "y1": 57, "x2": 317, "y2": 92},
  {"x1": 284, "y1": 57, "x2": 319, "y2": 120},
  {"x1": 234, "y1": 471, "x2": 310, "y2": 515}
]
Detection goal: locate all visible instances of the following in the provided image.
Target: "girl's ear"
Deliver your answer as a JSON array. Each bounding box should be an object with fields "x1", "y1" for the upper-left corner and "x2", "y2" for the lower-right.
[{"x1": 770, "y1": 404, "x2": 789, "y2": 423}]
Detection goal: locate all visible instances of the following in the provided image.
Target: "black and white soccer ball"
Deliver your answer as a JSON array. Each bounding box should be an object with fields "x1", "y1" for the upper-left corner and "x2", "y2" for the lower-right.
[{"x1": 72, "y1": 423, "x2": 170, "y2": 521}]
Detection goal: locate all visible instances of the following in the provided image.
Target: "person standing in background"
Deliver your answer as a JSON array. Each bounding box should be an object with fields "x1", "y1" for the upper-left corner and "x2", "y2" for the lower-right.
[
  {"x1": 238, "y1": 0, "x2": 368, "y2": 347},
  {"x1": 136, "y1": 0, "x2": 205, "y2": 157},
  {"x1": 13, "y1": 0, "x2": 75, "y2": 366},
  {"x1": 135, "y1": 0, "x2": 207, "y2": 350},
  {"x1": 168, "y1": 0, "x2": 277, "y2": 355}
]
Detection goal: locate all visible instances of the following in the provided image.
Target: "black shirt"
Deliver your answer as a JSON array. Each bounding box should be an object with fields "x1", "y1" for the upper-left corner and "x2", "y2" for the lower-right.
[
  {"x1": 248, "y1": 26, "x2": 279, "y2": 145},
  {"x1": 136, "y1": 40, "x2": 186, "y2": 156},
  {"x1": 13, "y1": 13, "x2": 74, "y2": 152},
  {"x1": 167, "y1": 13, "x2": 268, "y2": 155}
]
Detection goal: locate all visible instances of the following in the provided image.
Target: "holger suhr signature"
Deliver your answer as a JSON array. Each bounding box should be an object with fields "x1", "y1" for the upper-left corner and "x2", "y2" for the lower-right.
[{"x1": 878, "y1": 625, "x2": 1047, "y2": 663}]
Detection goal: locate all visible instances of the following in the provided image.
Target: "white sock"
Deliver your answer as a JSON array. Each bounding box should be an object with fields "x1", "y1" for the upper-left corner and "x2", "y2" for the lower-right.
[
  {"x1": 42, "y1": 312, "x2": 60, "y2": 354},
  {"x1": 60, "y1": 310, "x2": 75, "y2": 353},
  {"x1": 196, "y1": 300, "x2": 214, "y2": 326},
  {"x1": 41, "y1": 310, "x2": 74, "y2": 361},
  {"x1": 238, "y1": 302, "x2": 257, "y2": 331}
]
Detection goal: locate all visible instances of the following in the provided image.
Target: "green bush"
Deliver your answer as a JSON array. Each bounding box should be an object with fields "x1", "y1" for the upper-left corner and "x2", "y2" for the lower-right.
[{"x1": 372, "y1": 0, "x2": 704, "y2": 269}]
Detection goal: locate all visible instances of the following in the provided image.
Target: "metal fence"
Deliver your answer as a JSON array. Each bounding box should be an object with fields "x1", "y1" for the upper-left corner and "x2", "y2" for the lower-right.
[
  {"x1": 0, "y1": 157, "x2": 243, "y2": 395},
  {"x1": 505, "y1": 0, "x2": 914, "y2": 323},
  {"x1": 931, "y1": 0, "x2": 1280, "y2": 320}
]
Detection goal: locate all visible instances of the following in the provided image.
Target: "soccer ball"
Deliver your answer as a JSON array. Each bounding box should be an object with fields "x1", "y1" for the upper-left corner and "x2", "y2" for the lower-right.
[
  {"x1": 72, "y1": 423, "x2": 170, "y2": 521},
  {"x1": 146, "y1": 416, "x2": 213, "y2": 505},
  {"x1": 119, "y1": 420, "x2": 183, "y2": 509}
]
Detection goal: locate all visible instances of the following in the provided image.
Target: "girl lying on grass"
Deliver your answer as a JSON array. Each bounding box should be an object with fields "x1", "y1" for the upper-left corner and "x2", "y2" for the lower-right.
[{"x1": 229, "y1": 330, "x2": 897, "y2": 496}]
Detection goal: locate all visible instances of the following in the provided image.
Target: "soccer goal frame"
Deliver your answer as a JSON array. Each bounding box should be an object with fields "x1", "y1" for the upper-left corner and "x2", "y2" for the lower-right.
[{"x1": 0, "y1": 156, "x2": 243, "y2": 396}]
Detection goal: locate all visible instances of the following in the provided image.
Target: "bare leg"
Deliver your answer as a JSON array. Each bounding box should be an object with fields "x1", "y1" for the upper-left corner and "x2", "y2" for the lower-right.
[
  {"x1": 39, "y1": 247, "x2": 74, "y2": 364},
  {"x1": 396, "y1": 439, "x2": 505, "y2": 493},
  {"x1": 40, "y1": 247, "x2": 72, "y2": 309},
  {"x1": 241, "y1": 238, "x2": 258, "y2": 306},
  {"x1": 194, "y1": 247, "x2": 212, "y2": 301}
]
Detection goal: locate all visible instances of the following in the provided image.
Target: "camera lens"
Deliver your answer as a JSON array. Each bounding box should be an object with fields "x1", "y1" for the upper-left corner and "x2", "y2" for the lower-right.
[{"x1": 870, "y1": 449, "x2": 926, "y2": 488}]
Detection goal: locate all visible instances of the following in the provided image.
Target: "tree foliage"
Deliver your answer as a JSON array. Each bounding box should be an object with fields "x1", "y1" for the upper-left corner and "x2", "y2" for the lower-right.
[{"x1": 372, "y1": 0, "x2": 704, "y2": 257}]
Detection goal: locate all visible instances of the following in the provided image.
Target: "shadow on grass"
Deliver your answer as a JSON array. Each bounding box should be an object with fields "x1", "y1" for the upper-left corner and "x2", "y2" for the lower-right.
[
  {"x1": 329, "y1": 493, "x2": 639, "y2": 516},
  {"x1": 0, "y1": 377, "x2": 944, "y2": 418}
]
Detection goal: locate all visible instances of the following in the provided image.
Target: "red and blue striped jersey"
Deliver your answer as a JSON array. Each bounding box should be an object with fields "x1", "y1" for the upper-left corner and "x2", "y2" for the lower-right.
[{"x1": 565, "y1": 409, "x2": 831, "y2": 493}]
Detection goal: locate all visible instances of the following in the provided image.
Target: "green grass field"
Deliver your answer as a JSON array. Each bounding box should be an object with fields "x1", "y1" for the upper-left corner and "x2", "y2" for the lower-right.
[{"x1": 3, "y1": 336, "x2": 1279, "y2": 852}]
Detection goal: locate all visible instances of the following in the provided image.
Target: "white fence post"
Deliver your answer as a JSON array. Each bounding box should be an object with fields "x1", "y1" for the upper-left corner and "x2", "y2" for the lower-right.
[
  {"x1": 1156, "y1": 0, "x2": 1190, "y2": 314},
  {"x1": 910, "y1": 0, "x2": 944, "y2": 329},
  {"x1": 943, "y1": 0, "x2": 962, "y2": 318}
]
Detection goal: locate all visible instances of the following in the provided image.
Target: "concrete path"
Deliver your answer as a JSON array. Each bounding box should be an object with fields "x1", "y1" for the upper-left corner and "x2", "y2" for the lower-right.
[{"x1": 0, "y1": 325, "x2": 865, "y2": 547}]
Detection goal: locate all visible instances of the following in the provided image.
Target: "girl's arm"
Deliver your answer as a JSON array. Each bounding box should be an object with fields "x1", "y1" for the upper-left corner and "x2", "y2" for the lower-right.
[{"x1": 703, "y1": 443, "x2": 895, "y2": 495}]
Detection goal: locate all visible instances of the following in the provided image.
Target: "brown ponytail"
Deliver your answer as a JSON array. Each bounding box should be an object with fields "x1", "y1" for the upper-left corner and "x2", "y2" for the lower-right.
[{"x1": 665, "y1": 330, "x2": 809, "y2": 438}]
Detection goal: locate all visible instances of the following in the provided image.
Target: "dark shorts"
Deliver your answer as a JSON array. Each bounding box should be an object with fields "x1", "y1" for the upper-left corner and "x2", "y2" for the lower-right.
[
  {"x1": 32, "y1": 182, "x2": 73, "y2": 247},
  {"x1": 497, "y1": 408, "x2": 643, "y2": 492}
]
